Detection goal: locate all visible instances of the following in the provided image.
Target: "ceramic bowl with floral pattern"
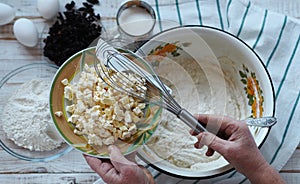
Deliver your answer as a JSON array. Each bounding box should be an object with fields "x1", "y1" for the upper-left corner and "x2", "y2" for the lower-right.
[{"x1": 136, "y1": 26, "x2": 275, "y2": 179}]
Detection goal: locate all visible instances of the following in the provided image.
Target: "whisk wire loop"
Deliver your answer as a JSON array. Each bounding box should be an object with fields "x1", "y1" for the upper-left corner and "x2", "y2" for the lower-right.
[{"x1": 95, "y1": 39, "x2": 207, "y2": 133}]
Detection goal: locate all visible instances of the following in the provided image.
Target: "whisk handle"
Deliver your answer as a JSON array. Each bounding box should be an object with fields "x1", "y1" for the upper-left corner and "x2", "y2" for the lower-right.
[{"x1": 178, "y1": 109, "x2": 207, "y2": 134}]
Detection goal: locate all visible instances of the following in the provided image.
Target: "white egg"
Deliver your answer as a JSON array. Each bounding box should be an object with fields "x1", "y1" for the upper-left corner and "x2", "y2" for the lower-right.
[
  {"x1": 37, "y1": 0, "x2": 59, "y2": 20},
  {"x1": 13, "y1": 18, "x2": 39, "y2": 47},
  {"x1": 0, "y1": 3, "x2": 16, "y2": 26}
]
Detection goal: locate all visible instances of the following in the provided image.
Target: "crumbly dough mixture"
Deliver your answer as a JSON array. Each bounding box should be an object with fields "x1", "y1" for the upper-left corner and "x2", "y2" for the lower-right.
[
  {"x1": 144, "y1": 56, "x2": 248, "y2": 169},
  {"x1": 2, "y1": 79, "x2": 63, "y2": 151}
]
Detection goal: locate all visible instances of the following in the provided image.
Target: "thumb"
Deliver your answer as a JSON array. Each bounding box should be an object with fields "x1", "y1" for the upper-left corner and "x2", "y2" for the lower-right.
[
  {"x1": 108, "y1": 145, "x2": 136, "y2": 172},
  {"x1": 197, "y1": 132, "x2": 228, "y2": 155}
]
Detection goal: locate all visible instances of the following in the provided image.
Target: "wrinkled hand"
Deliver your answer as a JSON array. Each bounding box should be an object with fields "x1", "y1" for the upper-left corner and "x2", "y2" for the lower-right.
[
  {"x1": 192, "y1": 114, "x2": 285, "y2": 184},
  {"x1": 84, "y1": 145, "x2": 154, "y2": 184}
]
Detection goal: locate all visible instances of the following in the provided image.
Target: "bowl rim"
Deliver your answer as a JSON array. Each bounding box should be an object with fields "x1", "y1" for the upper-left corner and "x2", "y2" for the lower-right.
[
  {"x1": 0, "y1": 62, "x2": 73, "y2": 162},
  {"x1": 136, "y1": 25, "x2": 276, "y2": 179}
]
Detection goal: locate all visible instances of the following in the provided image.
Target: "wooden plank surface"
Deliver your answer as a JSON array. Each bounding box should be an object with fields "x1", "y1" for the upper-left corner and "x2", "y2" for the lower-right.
[
  {"x1": 281, "y1": 146, "x2": 300, "y2": 172},
  {"x1": 0, "y1": 173, "x2": 99, "y2": 184},
  {"x1": 0, "y1": 150, "x2": 93, "y2": 173},
  {"x1": 0, "y1": 0, "x2": 299, "y2": 183}
]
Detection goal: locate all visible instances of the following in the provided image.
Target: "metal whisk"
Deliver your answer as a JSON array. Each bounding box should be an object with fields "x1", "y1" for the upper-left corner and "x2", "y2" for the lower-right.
[{"x1": 95, "y1": 39, "x2": 207, "y2": 134}]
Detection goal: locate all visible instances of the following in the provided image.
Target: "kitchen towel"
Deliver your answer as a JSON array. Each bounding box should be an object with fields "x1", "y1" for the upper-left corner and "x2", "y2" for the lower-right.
[
  {"x1": 140, "y1": 0, "x2": 300, "y2": 183},
  {"x1": 250, "y1": 0, "x2": 300, "y2": 18}
]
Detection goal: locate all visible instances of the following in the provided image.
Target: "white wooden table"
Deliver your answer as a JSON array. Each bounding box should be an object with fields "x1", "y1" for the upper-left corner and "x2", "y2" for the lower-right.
[{"x1": 0, "y1": 0, "x2": 299, "y2": 183}]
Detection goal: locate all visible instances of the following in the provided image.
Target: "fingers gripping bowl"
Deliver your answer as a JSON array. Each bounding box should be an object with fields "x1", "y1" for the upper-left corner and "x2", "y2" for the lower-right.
[
  {"x1": 135, "y1": 26, "x2": 275, "y2": 179},
  {"x1": 49, "y1": 47, "x2": 162, "y2": 158}
]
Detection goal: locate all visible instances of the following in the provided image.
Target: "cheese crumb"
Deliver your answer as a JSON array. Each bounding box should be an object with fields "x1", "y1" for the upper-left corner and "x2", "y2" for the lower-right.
[
  {"x1": 55, "y1": 111, "x2": 63, "y2": 117},
  {"x1": 61, "y1": 78, "x2": 69, "y2": 86}
]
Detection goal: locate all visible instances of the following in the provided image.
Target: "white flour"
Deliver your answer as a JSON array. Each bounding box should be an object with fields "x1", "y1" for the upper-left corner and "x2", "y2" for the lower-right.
[
  {"x1": 2, "y1": 79, "x2": 63, "y2": 151},
  {"x1": 144, "y1": 56, "x2": 247, "y2": 169}
]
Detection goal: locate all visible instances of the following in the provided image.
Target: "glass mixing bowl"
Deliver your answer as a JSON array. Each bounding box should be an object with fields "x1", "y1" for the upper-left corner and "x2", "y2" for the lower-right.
[{"x1": 0, "y1": 63, "x2": 72, "y2": 161}]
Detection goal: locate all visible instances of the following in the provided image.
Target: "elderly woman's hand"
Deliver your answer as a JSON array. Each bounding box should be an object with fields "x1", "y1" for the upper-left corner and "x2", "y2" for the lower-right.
[
  {"x1": 192, "y1": 114, "x2": 285, "y2": 184},
  {"x1": 84, "y1": 145, "x2": 155, "y2": 184}
]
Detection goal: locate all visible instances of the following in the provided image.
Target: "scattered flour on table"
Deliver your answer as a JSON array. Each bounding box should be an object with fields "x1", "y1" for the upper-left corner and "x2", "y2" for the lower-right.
[{"x1": 2, "y1": 79, "x2": 63, "y2": 151}]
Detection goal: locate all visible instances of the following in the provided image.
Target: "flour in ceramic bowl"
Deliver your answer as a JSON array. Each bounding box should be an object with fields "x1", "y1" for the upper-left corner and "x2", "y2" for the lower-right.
[
  {"x1": 143, "y1": 56, "x2": 248, "y2": 170},
  {"x1": 2, "y1": 79, "x2": 63, "y2": 151}
]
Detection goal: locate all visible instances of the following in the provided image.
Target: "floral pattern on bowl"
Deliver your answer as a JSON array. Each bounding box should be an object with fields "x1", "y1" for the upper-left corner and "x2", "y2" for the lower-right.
[
  {"x1": 239, "y1": 64, "x2": 264, "y2": 118},
  {"x1": 146, "y1": 42, "x2": 192, "y2": 68}
]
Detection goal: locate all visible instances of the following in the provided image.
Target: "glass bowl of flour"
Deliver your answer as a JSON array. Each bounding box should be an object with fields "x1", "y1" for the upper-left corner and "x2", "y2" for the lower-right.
[
  {"x1": 136, "y1": 26, "x2": 275, "y2": 179},
  {"x1": 0, "y1": 63, "x2": 72, "y2": 161}
]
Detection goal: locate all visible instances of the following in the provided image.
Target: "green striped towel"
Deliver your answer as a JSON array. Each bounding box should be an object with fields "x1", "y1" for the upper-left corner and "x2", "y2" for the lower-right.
[{"x1": 144, "y1": 0, "x2": 300, "y2": 183}]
